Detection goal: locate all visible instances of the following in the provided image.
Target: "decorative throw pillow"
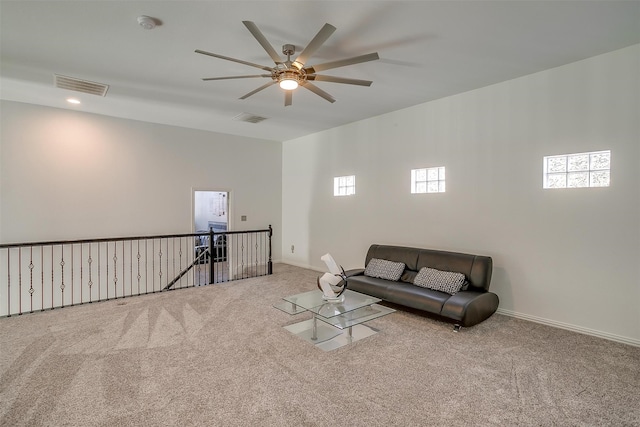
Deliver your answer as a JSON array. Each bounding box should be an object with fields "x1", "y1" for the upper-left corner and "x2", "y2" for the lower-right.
[
  {"x1": 364, "y1": 258, "x2": 405, "y2": 281},
  {"x1": 413, "y1": 267, "x2": 466, "y2": 295}
]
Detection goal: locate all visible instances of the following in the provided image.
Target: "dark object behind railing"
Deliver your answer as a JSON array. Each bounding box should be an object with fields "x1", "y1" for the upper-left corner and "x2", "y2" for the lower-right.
[{"x1": 0, "y1": 226, "x2": 273, "y2": 317}]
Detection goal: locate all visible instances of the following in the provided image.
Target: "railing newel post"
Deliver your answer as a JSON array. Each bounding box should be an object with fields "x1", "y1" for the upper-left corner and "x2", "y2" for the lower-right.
[
  {"x1": 268, "y1": 224, "x2": 273, "y2": 275},
  {"x1": 208, "y1": 228, "x2": 214, "y2": 285}
]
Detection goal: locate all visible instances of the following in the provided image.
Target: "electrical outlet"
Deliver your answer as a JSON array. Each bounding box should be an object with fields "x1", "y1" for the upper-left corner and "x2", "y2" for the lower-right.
[
  {"x1": 291, "y1": 245, "x2": 294, "y2": 253},
  {"x1": 241, "y1": 215, "x2": 247, "y2": 221}
]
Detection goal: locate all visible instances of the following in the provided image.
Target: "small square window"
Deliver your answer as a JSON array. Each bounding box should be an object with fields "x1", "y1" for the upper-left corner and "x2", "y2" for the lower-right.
[
  {"x1": 334, "y1": 175, "x2": 355, "y2": 196},
  {"x1": 411, "y1": 167, "x2": 445, "y2": 194}
]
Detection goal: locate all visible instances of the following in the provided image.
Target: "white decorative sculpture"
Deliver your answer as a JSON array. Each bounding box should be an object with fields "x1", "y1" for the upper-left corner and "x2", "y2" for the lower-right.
[{"x1": 317, "y1": 253, "x2": 348, "y2": 302}]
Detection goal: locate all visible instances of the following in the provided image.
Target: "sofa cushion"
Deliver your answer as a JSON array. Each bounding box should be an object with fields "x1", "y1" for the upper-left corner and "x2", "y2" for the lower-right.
[
  {"x1": 364, "y1": 258, "x2": 405, "y2": 281},
  {"x1": 413, "y1": 267, "x2": 466, "y2": 295},
  {"x1": 385, "y1": 282, "x2": 451, "y2": 315},
  {"x1": 348, "y1": 275, "x2": 395, "y2": 300},
  {"x1": 365, "y1": 245, "x2": 419, "y2": 271}
]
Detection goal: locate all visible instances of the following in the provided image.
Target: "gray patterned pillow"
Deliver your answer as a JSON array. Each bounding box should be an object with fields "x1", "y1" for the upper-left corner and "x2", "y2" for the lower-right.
[
  {"x1": 364, "y1": 258, "x2": 405, "y2": 281},
  {"x1": 413, "y1": 267, "x2": 466, "y2": 295}
]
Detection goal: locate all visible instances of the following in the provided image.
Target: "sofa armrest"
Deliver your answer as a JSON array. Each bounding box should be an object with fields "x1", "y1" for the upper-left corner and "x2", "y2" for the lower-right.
[
  {"x1": 441, "y1": 291, "x2": 499, "y2": 327},
  {"x1": 344, "y1": 268, "x2": 365, "y2": 277}
]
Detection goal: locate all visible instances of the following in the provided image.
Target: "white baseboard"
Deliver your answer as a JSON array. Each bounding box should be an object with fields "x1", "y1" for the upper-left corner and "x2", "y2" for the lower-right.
[
  {"x1": 279, "y1": 260, "x2": 323, "y2": 273},
  {"x1": 496, "y1": 308, "x2": 640, "y2": 348}
]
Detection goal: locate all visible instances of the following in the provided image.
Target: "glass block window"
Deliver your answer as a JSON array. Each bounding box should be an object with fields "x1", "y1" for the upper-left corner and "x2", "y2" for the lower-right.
[
  {"x1": 411, "y1": 167, "x2": 445, "y2": 193},
  {"x1": 334, "y1": 175, "x2": 355, "y2": 196},
  {"x1": 543, "y1": 150, "x2": 610, "y2": 189}
]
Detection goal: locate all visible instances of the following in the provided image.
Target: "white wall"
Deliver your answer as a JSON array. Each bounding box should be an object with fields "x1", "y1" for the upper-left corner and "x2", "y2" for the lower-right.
[
  {"x1": 0, "y1": 101, "x2": 282, "y2": 261},
  {"x1": 282, "y1": 45, "x2": 640, "y2": 345}
]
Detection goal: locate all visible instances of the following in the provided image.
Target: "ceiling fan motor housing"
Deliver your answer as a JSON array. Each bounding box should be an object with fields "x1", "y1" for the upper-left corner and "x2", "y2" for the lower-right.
[{"x1": 282, "y1": 44, "x2": 295, "y2": 56}]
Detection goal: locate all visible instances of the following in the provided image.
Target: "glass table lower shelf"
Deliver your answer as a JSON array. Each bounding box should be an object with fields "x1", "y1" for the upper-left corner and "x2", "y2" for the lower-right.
[{"x1": 274, "y1": 290, "x2": 395, "y2": 351}]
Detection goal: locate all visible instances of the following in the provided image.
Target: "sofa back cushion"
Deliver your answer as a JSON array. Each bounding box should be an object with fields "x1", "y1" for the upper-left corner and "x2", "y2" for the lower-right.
[
  {"x1": 365, "y1": 245, "x2": 419, "y2": 272},
  {"x1": 416, "y1": 249, "x2": 492, "y2": 292}
]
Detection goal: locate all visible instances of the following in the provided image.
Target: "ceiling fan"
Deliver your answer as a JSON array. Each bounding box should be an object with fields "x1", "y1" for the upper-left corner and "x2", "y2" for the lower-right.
[{"x1": 196, "y1": 21, "x2": 379, "y2": 106}]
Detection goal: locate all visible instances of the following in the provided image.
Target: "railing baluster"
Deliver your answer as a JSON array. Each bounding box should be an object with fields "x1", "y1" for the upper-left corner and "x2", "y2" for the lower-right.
[
  {"x1": 49, "y1": 246, "x2": 53, "y2": 310},
  {"x1": 158, "y1": 238, "x2": 161, "y2": 290},
  {"x1": 259, "y1": 233, "x2": 262, "y2": 275},
  {"x1": 106, "y1": 242, "x2": 109, "y2": 300},
  {"x1": 80, "y1": 244, "x2": 84, "y2": 304},
  {"x1": 18, "y1": 248, "x2": 22, "y2": 315},
  {"x1": 71, "y1": 244, "x2": 74, "y2": 306},
  {"x1": 6, "y1": 249, "x2": 10, "y2": 317},
  {"x1": 60, "y1": 244, "x2": 65, "y2": 308},
  {"x1": 241, "y1": 235, "x2": 245, "y2": 280},
  {"x1": 50, "y1": 247, "x2": 54, "y2": 307},
  {"x1": 152, "y1": 239, "x2": 155, "y2": 292},
  {"x1": 88, "y1": 244, "x2": 93, "y2": 303},
  {"x1": 112, "y1": 242, "x2": 117, "y2": 299},
  {"x1": 121, "y1": 240, "x2": 125, "y2": 298},
  {"x1": 178, "y1": 237, "x2": 183, "y2": 288},
  {"x1": 172, "y1": 239, "x2": 175, "y2": 289},
  {"x1": 145, "y1": 240, "x2": 148, "y2": 294},
  {"x1": 98, "y1": 243, "x2": 101, "y2": 301},
  {"x1": 138, "y1": 240, "x2": 141, "y2": 295},
  {"x1": 29, "y1": 247, "x2": 34, "y2": 313},
  {"x1": 41, "y1": 246, "x2": 44, "y2": 311}
]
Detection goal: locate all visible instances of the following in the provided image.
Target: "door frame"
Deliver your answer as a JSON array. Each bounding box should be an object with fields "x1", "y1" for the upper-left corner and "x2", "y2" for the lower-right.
[{"x1": 191, "y1": 188, "x2": 232, "y2": 233}]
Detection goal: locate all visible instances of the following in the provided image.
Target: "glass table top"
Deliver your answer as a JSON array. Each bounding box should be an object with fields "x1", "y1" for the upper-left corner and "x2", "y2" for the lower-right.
[{"x1": 281, "y1": 289, "x2": 382, "y2": 318}]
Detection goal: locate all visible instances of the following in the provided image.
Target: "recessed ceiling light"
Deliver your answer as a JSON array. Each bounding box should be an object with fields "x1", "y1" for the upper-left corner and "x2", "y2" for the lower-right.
[{"x1": 66, "y1": 98, "x2": 81, "y2": 104}]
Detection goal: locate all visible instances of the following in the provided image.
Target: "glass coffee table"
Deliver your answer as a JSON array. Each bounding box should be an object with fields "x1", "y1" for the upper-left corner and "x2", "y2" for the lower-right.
[{"x1": 274, "y1": 289, "x2": 395, "y2": 351}]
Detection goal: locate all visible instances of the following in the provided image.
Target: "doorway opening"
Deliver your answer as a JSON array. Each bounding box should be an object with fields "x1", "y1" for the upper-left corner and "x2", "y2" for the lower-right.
[
  {"x1": 193, "y1": 190, "x2": 229, "y2": 282},
  {"x1": 194, "y1": 190, "x2": 229, "y2": 235}
]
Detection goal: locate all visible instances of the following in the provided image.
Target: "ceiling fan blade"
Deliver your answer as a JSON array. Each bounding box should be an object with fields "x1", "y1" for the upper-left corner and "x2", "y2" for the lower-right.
[
  {"x1": 242, "y1": 21, "x2": 282, "y2": 65},
  {"x1": 300, "y1": 82, "x2": 336, "y2": 103},
  {"x1": 307, "y1": 75, "x2": 373, "y2": 87},
  {"x1": 239, "y1": 81, "x2": 277, "y2": 100},
  {"x1": 304, "y1": 52, "x2": 379, "y2": 74},
  {"x1": 202, "y1": 74, "x2": 272, "y2": 81},
  {"x1": 292, "y1": 23, "x2": 336, "y2": 70},
  {"x1": 195, "y1": 49, "x2": 273, "y2": 72},
  {"x1": 284, "y1": 91, "x2": 292, "y2": 107}
]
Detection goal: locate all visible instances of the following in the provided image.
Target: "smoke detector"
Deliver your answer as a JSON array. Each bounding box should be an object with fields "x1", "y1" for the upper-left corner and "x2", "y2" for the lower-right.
[{"x1": 137, "y1": 16, "x2": 157, "y2": 30}]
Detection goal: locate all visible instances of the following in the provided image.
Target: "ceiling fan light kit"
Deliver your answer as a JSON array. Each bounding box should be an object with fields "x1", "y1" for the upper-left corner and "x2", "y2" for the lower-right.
[
  {"x1": 196, "y1": 21, "x2": 379, "y2": 106},
  {"x1": 278, "y1": 72, "x2": 299, "y2": 90}
]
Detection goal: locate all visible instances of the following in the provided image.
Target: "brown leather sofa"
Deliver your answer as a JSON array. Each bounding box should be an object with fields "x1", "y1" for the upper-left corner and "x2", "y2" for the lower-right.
[{"x1": 345, "y1": 244, "x2": 498, "y2": 330}]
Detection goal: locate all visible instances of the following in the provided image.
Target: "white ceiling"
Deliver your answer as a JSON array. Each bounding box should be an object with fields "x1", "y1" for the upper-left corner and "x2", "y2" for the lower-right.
[{"x1": 1, "y1": 1, "x2": 639, "y2": 142}]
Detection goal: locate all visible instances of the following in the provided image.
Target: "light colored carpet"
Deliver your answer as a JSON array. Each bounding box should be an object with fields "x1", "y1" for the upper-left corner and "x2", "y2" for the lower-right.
[{"x1": 1, "y1": 263, "x2": 638, "y2": 426}]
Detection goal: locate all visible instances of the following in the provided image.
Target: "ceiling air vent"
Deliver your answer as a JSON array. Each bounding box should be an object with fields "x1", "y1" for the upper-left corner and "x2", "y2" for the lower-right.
[
  {"x1": 54, "y1": 74, "x2": 109, "y2": 96},
  {"x1": 233, "y1": 112, "x2": 268, "y2": 124}
]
